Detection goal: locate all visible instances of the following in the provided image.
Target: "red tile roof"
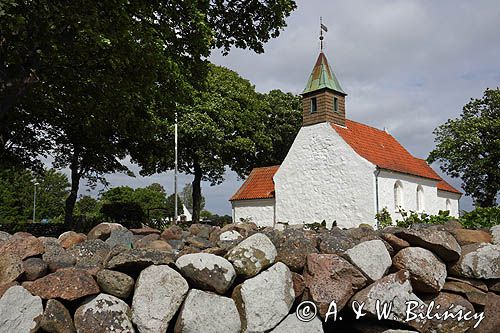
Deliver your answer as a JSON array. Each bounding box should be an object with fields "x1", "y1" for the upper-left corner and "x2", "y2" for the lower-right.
[
  {"x1": 333, "y1": 120, "x2": 443, "y2": 181},
  {"x1": 230, "y1": 120, "x2": 461, "y2": 201},
  {"x1": 230, "y1": 165, "x2": 280, "y2": 201}
]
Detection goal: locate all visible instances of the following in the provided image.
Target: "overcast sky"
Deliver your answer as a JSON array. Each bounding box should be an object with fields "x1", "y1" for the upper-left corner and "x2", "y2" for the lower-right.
[{"x1": 80, "y1": 0, "x2": 500, "y2": 215}]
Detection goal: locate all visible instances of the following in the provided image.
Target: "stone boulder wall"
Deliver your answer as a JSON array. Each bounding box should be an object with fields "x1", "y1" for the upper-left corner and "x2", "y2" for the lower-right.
[{"x1": 0, "y1": 222, "x2": 498, "y2": 333}]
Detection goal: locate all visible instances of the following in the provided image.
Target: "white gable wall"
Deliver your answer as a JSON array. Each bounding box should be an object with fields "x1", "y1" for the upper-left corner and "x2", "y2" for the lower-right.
[
  {"x1": 274, "y1": 123, "x2": 376, "y2": 229},
  {"x1": 437, "y1": 190, "x2": 461, "y2": 217},
  {"x1": 378, "y1": 170, "x2": 460, "y2": 220},
  {"x1": 232, "y1": 198, "x2": 275, "y2": 227}
]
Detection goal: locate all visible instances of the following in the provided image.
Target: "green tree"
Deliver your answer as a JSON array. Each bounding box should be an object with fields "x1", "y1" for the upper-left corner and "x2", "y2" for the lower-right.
[
  {"x1": 74, "y1": 195, "x2": 100, "y2": 218},
  {"x1": 100, "y1": 187, "x2": 136, "y2": 204},
  {"x1": 165, "y1": 194, "x2": 184, "y2": 221},
  {"x1": 181, "y1": 183, "x2": 205, "y2": 211},
  {"x1": 134, "y1": 184, "x2": 168, "y2": 221},
  {"x1": 428, "y1": 88, "x2": 500, "y2": 207}
]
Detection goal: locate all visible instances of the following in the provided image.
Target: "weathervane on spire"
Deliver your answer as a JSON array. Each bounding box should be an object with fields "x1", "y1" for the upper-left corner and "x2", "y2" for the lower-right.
[{"x1": 320, "y1": 17, "x2": 328, "y2": 51}]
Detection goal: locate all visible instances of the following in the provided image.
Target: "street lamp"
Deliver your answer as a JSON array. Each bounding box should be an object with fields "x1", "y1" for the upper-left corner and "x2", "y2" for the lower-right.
[{"x1": 32, "y1": 181, "x2": 39, "y2": 223}]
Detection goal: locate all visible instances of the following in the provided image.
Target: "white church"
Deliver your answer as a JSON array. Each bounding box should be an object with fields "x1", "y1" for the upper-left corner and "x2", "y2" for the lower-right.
[{"x1": 230, "y1": 49, "x2": 461, "y2": 229}]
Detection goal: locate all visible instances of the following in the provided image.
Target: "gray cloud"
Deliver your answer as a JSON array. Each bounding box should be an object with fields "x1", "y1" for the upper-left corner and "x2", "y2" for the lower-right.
[{"x1": 73, "y1": 0, "x2": 499, "y2": 214}]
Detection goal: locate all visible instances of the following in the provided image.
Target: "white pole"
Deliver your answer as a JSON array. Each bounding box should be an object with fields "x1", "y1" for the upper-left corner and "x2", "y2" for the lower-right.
[
  {"x1": 33, "y1": 182, "x2": 39, "y2": 223},
  {"x1": 174, "y1": 110, "x2": 178, "y2": 224}
]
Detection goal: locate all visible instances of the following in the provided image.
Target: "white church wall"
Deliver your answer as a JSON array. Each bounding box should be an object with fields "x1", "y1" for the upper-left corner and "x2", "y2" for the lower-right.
[
  {"x1": 274, "y1": 123, "x2": 376, "y2": 229},
  {"x1": 232, "y1": 198, "x2": 275, "y2": 227},
  {"x1": 378, "y1": 170, "x2": 445, "y2": 220},
  {"x1": 437, "y1": 190, "x2": 461, "y2": 217}
]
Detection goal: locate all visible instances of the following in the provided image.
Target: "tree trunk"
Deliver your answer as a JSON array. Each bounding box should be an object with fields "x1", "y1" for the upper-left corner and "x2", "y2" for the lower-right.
[
  {"x1": 191, "y1": 162, "x2": 203, "y2": 223},
  {"x1": 64, "y1": 157, "x2": 81, "y2": 225}
]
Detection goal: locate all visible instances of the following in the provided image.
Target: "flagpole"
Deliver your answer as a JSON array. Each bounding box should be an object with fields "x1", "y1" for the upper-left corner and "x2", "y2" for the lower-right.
[{"x1": 174, "y1": 110, "x2": 178, "y2": 224}]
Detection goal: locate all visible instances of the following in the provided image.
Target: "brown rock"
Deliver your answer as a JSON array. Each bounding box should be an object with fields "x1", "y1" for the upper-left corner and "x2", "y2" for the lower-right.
[
  {"x1": 24, "y1": 268, "x2": 99, "y2": 301},
  {"x1": 22, "y1": 257, "x2": 48, "y2": 281},
  {"x1": 303, "y1": 253, "x2": 367, "y2": 317},
  {"x1": 40, "y1": 299, "x2": 76, "y2": 333},
  {"x1": 487, "y1": 280, "x2": 500, "y2": 293},
  {"x1": 446, "y1": 276, "x2": 488, "y2": 292},
  {"x1": 443, "y1": 280, "x2": 487, "y2": 307},
  {"x1": 0, "y1": 234, "x2": 44, "y2": 260},
  {"x1": 134, "y1": 233, "x2": 160, "y2": 248},
  {"x1": 144, "y1": 240, "x2": 173, "y2": 251},
  {"x1": 58, "y1": 231, "x2": 87, "y2": 249},
  {"x1": 87, "y1": 222, "x2": 125, "y2": 240},
  {"x1": 275, "y1": 229, "x2": 318, "y2": 272},
  {"x1": 161, "y1": 225, "x2": 184, "y2": 240},
  {"x1": 0, "y1": 281, "x2": 19, "y2": 298},
  {"x1": 381, "y1": 233, "x2": 410, "y2": 252},
  {"x1": 470, "y1": 292, "x2": 499, "y2": 333},
  {"x1": 189, "y1": 224, "x2": 214, "y2": 238},
  {"x1": 395, "y1": 229, "x2": 461, "y2": 262},
  {"x1": 186, "y1": 236, "x2": 214, "y2": 249},
  {"x1": 425, "y1": 292, "x2": 476, "y2": 333},
  {"x1": 291, "y1": 272, "x2": 305, "y2": 298},
  {"x1": 450, "y1": 229, "x2": 492, "y2": 246},
  {"x1": 130, "y1": 226, "x2": 161, "y2": 235},
  {"x1": 0, "y1": 252, "x2": 24, "y2": 285},
  {"x1": 202, "y1": 247, "x2": 226, "y2": 256}
]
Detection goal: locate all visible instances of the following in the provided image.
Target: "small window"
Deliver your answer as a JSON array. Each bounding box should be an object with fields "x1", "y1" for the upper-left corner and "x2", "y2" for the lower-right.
[
  {"x1": 416, "y1": 185, "x2": 424, "y2": 211},
  {"x1": 310, "y1": 97, "x2": 317, "y2": 113},
  {"x1": 394, "y1": 181, "x2": 403, "y2": 211},
  {"x1": 334, "y1": 97, "x2": 339, "y2": 112}
]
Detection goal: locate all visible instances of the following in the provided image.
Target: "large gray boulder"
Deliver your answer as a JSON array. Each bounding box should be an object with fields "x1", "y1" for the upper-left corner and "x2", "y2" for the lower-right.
[
  {"x1": 74, "y1": 293, "x2": 134, "y2": 333},
  {"x1": 175, "y1": 253, "x2": 236, "y2": 294},
  {"x1": 393, "y1": 247, "x2": 447, "y2": 293},
  {"x1": 132, "y1": 265, "x2": 189, "y2": 333},
  {"x1": 449, "y1": 243, "x2": 500, "y2": 279},
  {"x1": 0, "y1": 285, "x2": 43, "y2": 333},
  {"x1": 174, "y1": 289, "x2": 241, "y2": 333},
  {"x1": 395, "y1": 229, "x2": 461, "y2": 262},
  {"x1": 270, "y1": 313, "x2": 323, "y2": 333},
  {"x1": 349, "y1": 270, "x2": 427, "y2": 331},
  {"x1": 105, "y1": 229, "x2": 134, "y2": 248},
  {"x1": 344, "y1": 239, "x2": 392, "y2": 281},
  {"x1": 226, "y1": 233, "x2": 277, "y2": 278},
  {"x1": 232, "y1": 262, "x2": 294, "y2": 332}
]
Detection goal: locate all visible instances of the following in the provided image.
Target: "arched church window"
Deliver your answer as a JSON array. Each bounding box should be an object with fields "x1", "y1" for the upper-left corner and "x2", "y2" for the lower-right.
[
  {"x1": 394, "y1": 181, "x2": 403, "y2": 210},
  {"x1": 416, "y1": 185, "x2": 424, "y2": 211},
  {"x1": 311, "y1": 97, "x2": 318, "y2": 113},
  {"x1": 446, "y1": 199, "x2": 452, "y2": 212}
]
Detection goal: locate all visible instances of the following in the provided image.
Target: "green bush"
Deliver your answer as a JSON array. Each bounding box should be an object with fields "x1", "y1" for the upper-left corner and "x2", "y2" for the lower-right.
[
  {"x1": 376, "y1": 207, "x2": 393, "y2": 228},
  {"x1": 100, "y1": 202, "x2": 144, "y2": 229},
  {"x1": 395, "y1": 209, "x2": 453, "y2": 228},
  {"x1": 460, "y1": 207, "x2": 500, "y2": 229}
]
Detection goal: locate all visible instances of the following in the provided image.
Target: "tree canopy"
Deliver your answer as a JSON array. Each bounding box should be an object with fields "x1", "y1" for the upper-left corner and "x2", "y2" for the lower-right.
[{"x1": 428, "y1": 88, "x2": 500, "y2": 207}]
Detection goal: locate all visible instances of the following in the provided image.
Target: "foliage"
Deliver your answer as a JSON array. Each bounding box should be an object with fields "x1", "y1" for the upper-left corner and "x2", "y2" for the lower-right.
[
  {"x1": 460, "y1": 207, "x2": 500, "y2": 229},
  {"x1": 395, "y1": 208, "x2": 453, "y2": 228},
  {"x1": 74, "y1": 196, "x2": 101, "y2": 219},
  {"x1": 100, "y1": 202, "x2": 143, "y2": 229},
  {"x1": 428, "y1": 88, "x2": 500, "y2": 207},
  {"x1": 376, "y1": 207, "x2": 393, "y2": 228},
  {"x1": 165, "y1": 194, "x2": 184, "y2": 221},
  {"x1": 0, "y1": 167, "x2": 69, "y2": 223},
  {"x1": 181, "y1": 183, "x2": 205, "y2": 211},
  {"x1": 202, "y1": 213, "x2": 232, "y2": 227},
  {"x1": 304, "y1": 221, "x2": 327, "y2": 231}
]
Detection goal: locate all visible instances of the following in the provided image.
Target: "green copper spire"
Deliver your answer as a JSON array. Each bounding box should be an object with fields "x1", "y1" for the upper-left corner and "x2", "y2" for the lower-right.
[{"x1": 302, "y1": 52, "x2": 345, "y2": 95}]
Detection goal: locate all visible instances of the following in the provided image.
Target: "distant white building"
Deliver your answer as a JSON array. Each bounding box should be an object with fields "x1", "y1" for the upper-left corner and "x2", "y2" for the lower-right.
[
  {"x1": 177, "y1": 204, "x2": 192, "y2": 223},
  {"x1": 230, "y1": 51, "x2": 461, "y2": 229}
]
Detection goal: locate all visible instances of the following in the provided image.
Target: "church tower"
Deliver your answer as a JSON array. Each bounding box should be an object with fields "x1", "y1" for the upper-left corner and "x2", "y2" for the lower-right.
[{"x1": 302, "y1": 49, "x2": 346, "y2": 127}]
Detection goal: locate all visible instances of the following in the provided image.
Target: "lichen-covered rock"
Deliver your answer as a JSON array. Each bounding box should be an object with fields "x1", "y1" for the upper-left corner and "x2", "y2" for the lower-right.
[
  {"x1": 132, "y1": 265, "x2": 189, "y2": 333},
  {"x1": 0, "y1": 252, "x2": 24, "y2": 285},
  {"x1": 491, "y1": 225, "x2": 500, "y2": 245},
  {"x1": 226, "y1": 233, "x2": 277, "y2": 277},
  {"x1": 317, "y1": 231, "x2": 356, "y2": 254},
  {"x1": 275, "y1": 228, "x2": 318, "y2": 272},
  {"x1": 106, "y1": 248, "x2": 174, "y2": 273},
  {"x1": 344, "y1": 239, "x2": 392, "y2": 281},
  {"x1": 40, "y1": 299, "x2": 76, "y2": 333},
  {"x1": 174, "y1": 289, "x2": 241, "y2": 333},
  {"x1": 87, "y1": 222, "x2": 126, "y2": 240},
  {"x1": 22, "y1": 257, "x2": 48, "y2": 281},
  {"x1": 449, "y1": 243, "x2": 500, "y2": 279},
  {"x1": 0, "y1": 286, "x2": 43, "y2": 333},
  {"x1": 424, "y1": 292, "x2": 476, "y2": 333},
  {"x1": 105, "y1": 229, "x2": 134, "y2": 248},
  {"x1": 58, "y1": 231, "x2": 87, "y2": 249},
  {"x1": 395, "y1": 229, "x2": 461, "y2": 262},
  {"x1": 96, "y1": 269, "x2": 134, "y2": 299},
  {"x1": 270, "y1": 313, "x2": 323, "y2": 333},
  {"x1": 42, "y1": 242, "x2": 76, "y2": 272},
  {"x1": 232, "y1": 262, "x2": 294, "y2": 332},
  {"x1": 67, "y1": 239, "x2": 111, "y2": 269},
  {"x1": 74, "y1": 293, "x2": 134, "y2": 333},
  {"x1": 303, "y1": 253, "x2": 367, "y2": 316},
  {"x1": 349, "y1": 270, "x2": 427, "y2": 331},
  {"x1": 393, "y1": 247, "x2": 447, "y2": 293},
  {"x1": 24, "y1": 268, "x2": 99, "y2": 301},
  {"x1": 0, "y1": 233, "x2": 44, "y2": 259},
  {"x1": 175, "y1": 253, "x2": 235, "y2": 294}
]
